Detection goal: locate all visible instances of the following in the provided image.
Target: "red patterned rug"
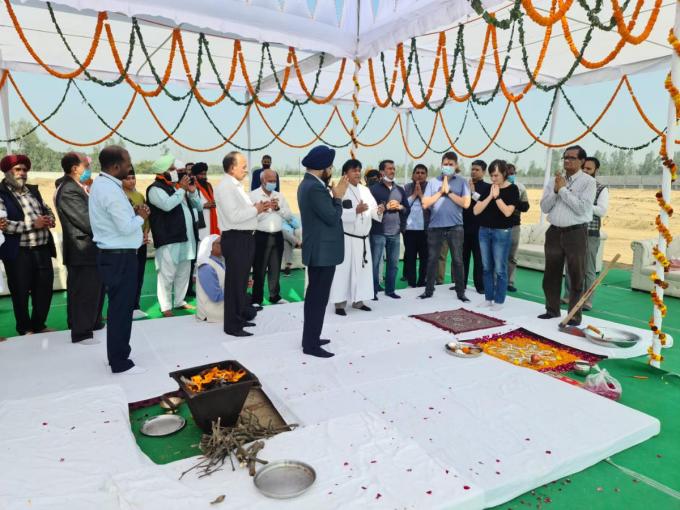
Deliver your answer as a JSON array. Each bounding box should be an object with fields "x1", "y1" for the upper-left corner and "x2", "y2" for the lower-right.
[
  {"x1": 412, "y1": 308, "x2": 505, "y2": 334},
  {"x1": 468, "y1": 328, "x2": 603, "y2": 373}
]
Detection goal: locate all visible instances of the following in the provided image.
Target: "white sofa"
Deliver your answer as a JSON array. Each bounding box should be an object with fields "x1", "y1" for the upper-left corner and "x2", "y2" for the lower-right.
[
  {"x1": 631, "y1": 238, "x2": 680, "y2": 297},
  {"x1": 516, "y1": 223, "x2": 606, "y2": 273}
]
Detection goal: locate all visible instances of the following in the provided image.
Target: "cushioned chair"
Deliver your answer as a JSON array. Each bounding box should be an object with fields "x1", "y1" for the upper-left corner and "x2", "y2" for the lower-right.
[{"x1": 631, "y1": 238, "x2": 680, "y2": 297}]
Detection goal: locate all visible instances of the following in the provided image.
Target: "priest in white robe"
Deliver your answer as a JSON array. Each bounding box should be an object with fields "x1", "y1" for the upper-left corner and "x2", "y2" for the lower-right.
[{"x1": 329, "y1": 159, "x2": 384, "y2": 315}]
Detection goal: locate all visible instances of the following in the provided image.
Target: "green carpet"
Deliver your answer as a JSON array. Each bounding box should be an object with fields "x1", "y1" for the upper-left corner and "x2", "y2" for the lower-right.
[{"x1": 3, "y1": 260, "x2": 679, "y2": 509}]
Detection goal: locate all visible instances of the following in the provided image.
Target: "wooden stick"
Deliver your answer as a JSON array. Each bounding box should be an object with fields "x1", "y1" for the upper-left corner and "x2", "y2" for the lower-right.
[{"x1": 559, "y1": 253, "x2": 621, "y2": 327}]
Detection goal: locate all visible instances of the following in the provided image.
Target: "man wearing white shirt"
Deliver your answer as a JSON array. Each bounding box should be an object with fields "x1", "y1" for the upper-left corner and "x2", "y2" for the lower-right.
[
  {"x1": 249, "y1": 169, "x2": 292, "y2": 306},
  {"x1": 563, "y1": 156, "x2": 608, "y2": 311},
  {"x1": 539, "y1": 145, "x2": 596, "y2": 326},
  {"x1": 215, "y1": 151, "x2": 270, "y2": 337}
]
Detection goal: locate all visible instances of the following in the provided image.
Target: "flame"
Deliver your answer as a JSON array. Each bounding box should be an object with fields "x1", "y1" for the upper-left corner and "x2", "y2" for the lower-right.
[{"x1": 187, "y1": 366, "x2": 246, "y2": 392}]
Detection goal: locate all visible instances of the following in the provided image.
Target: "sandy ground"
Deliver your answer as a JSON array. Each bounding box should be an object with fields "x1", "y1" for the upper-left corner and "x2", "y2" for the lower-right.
[{"x1": 32, "y1": 173, "x2": 673, "y2": 266}]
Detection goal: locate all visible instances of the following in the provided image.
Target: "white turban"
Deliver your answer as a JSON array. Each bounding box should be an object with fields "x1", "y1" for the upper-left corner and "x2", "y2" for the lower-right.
[{"x1": 197, "y1": 234, "x2": 220, "y2": 267}]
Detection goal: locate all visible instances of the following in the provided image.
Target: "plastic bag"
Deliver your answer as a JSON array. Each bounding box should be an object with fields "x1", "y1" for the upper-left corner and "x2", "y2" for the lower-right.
[{"x1": 584, "y1": 368, "x2": 622, "y2": 401}]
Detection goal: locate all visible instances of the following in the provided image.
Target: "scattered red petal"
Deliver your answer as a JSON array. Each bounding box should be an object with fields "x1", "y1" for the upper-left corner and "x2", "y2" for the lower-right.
[
  {"x1": 426, "y1": 490, "x2": 432, "y2": 495},
  {"x1": 445, "y1": 469, "x2": 449, "y2": 474},
  {"x1": 370, "y1": 460, "x2": 377, "y2": 464},
  {"x1": 375, "y1": 493, "x2": 382, "y2": 500},
  {"x1": 104, "y1": 420, "x2": 110, "y2": 424},
  {"x1": 361, "y1": 486, "x2": 367, "y2": 490},
  {"x1": 176, "y1": 364, "x2": 180, "y2": 368},
  {"x1": 70, "y1": 426, "x2": 76, "y2": 430},
  {"x1": 496, "y1": 459, "x2": 501, "y2": 463},
  {"x1": 59, "y1": 458, "x2": 64, "y2": 462},
  {"x1": 545, "y1": 497, "x2": 552, "y2": 503},
  {"x1": 496, "y1": 471, "x2": 501, "y2": 475},
  {"x1": 406, "y1": 468, "x2": 413, "y2": 472},
  {"x1": 525, "y1": 438, "x2": 531, "y2": 441},
  {"x1": 545, "y1": 450, "x2": 552, "y2": 455},
  {"x1": 463, "y1": 485, "x2": 471, "y2": 490},
  {"x1": 42, "y1": 422, "x2": 48, "y2": 426},
  {"x1": 343, "y1": 462, "x2": 349, "y2": 466},
  {"x1": 302, "y1": 362, "x2": 307, "y2": 365},
  {"x1": 428, "y1": 407, "x2": 434, "y2": 410},
  {"x1": 328, "y1": 491, "x2": 333, "y2": 495}
]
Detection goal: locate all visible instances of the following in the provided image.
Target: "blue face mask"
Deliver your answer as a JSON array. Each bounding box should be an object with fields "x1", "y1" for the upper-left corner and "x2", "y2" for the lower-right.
[
  {"x1": 79, "y1": 168, "x2": 92, "y2": 183},
  {"x1": 507, "y1": 175, "x2": 516, "y2": 184},
  {"x1": 441, "y1": 166, "x2": 455, "y2": 177},
  {"x1": 264, "y1": 182, "x2": 277, "y2": 192}
]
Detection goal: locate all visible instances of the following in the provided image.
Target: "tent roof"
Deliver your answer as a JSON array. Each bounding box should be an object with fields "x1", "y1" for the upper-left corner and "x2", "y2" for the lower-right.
[{"x1": 0, "y1": 0, "x2": 673, "y2": 109}]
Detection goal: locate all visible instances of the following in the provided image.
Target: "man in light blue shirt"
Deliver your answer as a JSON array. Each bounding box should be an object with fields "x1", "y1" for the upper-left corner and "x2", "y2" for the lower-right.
[
  {"x1": 89, "y1": 146, "x2": 149, "y2": 375},
  {"x1": 402, "y1": 164, "x2": 429, "y2": 287},
  {"x1": 420, "y1": 151, "x2": 471, "y2": 301}
]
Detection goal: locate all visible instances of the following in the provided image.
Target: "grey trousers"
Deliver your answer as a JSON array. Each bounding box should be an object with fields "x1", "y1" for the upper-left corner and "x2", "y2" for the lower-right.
[
  {"x1": 564, "y1": 234, "x2": 599, "y2": 306},
  {"x1": 507, "y1": 225, "x2": 521, "y2": 286}
]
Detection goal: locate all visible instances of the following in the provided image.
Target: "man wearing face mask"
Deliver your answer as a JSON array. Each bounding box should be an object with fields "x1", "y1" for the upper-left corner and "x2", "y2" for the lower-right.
[
  {"x1": 436, "y1": 152, "x2": 459, "y2": 286},
  {"x1": 0, "y1": 154, "x2": 57, "y2": 335},
  {"x1": 147, "y1": 155, "x2": 202, "y2": 318},
  {"x1": 250, "y1": 169, "x2": 293, "y2": 306},
  {"x1": 250, "y1": 155, "x2": 279, "y2": 191},
  {"x1": 420, "y1": 151, "x2": 471, "y2": 301},
  {"x1": 298, "y1": 145, "x2": 347, "y2": 358},
  {"x1": 56, "y1": 152, "x2": 105, "y2": 345},
  {"x1": 506, "y1": 164, "x2": 530, "y2": 293},
  {"x1": 369, "y1": 159, "x2": 410, "y2": 300}
]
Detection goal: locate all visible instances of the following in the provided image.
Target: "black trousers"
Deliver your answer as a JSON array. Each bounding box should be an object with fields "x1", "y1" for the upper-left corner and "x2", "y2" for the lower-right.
[
  {"x1": 403, "y1": 230, "x2": 428, "y2": 287},
  {"x1": 252, "y1": 231, "x2": 284, "y2": 305},
  {"x1": 463, "y1": 231, "x2": 484, "y2": 292},
  {"x1": 543, "y1": 225, "x2": 588, "y2": 322},
  {"x1": 66, "y1": 265, "x2": 105, "y2": 342},
  {"x1": 222, "y1": 231, "x2": 256, "y2": 333},
  {"x1": 97, "y1": 250, "x2": 137, "y2": 373},
  {"x1": 302, "y1": 265, "x2": 335, "y2": 350},
  {"x1": 425, "y1": 226, "x2": 465, "y2": 296},
  {"x1": 4, "y1": 245, "x2": 54, "y2": 335},
  {"x1": 134, "y1": 244, "x2": 147, "y2": 310}
]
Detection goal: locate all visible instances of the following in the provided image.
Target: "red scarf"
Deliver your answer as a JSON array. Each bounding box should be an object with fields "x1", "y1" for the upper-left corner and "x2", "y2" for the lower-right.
[{"x1": 196, "y1": 180, "x2": 219, "y2": 235}]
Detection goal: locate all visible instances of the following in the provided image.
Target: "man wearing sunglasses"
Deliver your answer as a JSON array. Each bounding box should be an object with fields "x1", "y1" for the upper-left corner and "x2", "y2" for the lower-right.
[{"x1": 538, "y1": 145, "x2": 596, "y2": 326}]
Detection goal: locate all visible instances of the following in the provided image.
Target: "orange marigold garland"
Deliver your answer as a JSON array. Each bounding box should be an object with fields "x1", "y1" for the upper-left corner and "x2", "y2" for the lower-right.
[
  {"x1": 649, "y1": 271, "x2": 670, "y2": 289},
  {"x1": 652, "y1": 245, "x2": 671, "y2": 269},
  {"x1": 665, "y1": 73, "x2": 680, "y2": 119},
  {"x1": 648, "y1": 319, "x2": 668, "y2": 346},
  {"x1": 647, "y1": 347, "x2": 664, "y2": 363}
]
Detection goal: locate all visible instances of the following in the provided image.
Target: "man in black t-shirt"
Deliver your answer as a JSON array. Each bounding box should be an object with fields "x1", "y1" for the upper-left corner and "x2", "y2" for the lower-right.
[{"x1": 462, "y1": 160, "x2": 490, "y2": 294}]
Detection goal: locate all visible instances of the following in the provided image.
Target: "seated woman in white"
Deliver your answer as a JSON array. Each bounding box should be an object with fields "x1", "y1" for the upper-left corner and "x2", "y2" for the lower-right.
[{"x1": 196, "y1": 234, "x2": 225, "y2": 323}]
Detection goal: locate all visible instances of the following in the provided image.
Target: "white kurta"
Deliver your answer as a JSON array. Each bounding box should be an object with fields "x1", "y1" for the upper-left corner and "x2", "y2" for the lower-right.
[{"x1": 329, "y1": 184, "x2": 380, "y2": 305}]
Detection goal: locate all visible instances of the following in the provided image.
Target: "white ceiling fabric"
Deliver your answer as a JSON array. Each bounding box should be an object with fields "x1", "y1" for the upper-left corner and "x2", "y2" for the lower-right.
[{"x1": 0, "y1": 0, "x2": 674, "y2": 108}]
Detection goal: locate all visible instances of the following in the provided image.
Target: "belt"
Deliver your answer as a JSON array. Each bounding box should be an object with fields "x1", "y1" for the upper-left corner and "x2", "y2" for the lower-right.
[
  {"x1": 19, "y1": 244, "x2": 50, "y2": 251},
  {"x1": 344, "y1": 232, "x2": 368, "y2": 267},
  {"x1": 552, "y1": 223, "x2": 588, "y2": 232},
  {"x1": 101, "y1": 248, "x2": 137, "y2": 254},
  {"x1": 224, "y1": 229, "x2": 255, "y2": 235}
]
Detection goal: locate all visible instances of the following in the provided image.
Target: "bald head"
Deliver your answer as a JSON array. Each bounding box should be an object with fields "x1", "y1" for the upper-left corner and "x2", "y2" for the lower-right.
[{"x1": 261, "y1": 168, "x2": 278, "y2": 193}]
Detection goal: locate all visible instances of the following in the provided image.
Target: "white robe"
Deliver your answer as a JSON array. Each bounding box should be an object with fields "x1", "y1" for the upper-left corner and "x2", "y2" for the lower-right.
[{"x1": 329, "y1": 184, "x2": 380, "y2": 305}]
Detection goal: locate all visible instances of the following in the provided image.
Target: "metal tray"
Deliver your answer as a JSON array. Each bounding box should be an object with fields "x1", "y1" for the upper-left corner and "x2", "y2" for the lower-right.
[
  {"x1": 584, "y1": 327, "x2": 641, "y2": 348},
  {"x1": 254, "y1": 460, "x2": 316, "y2": 499},
  {"x1": 140, "y1": 414, "x2": 186, "y2": 437},
  {"x1": 445, "y1": 341, "x2": 483, "y2": 358}
]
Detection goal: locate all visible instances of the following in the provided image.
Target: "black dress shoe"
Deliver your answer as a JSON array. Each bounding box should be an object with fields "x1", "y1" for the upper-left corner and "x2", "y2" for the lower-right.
[
  {"x1": 303, "y1": 347, "x2": 335, "y2": 358},
  {"x1": 449, "y1": 286, "x2": 456, "y2": 291},
  {"x1": 335, "y1": 308, "x2": 347, "y2": 316},
  {"x1": 94, "y1": 322, "x2": 106, "y2": 331},
  {"x1": 241, "y1": 321, "x2": 256, "y2": 327},
  {"x1": 476, "y1": 289, "x2": 485, "y2": 294},
  {"x1": 538, "y1": 313, "x2": 560, "y2": 319},
  {"x1": 567, "y1": 318, "x2": 582, "y2": 326},
  {"x1": 372, "y1": 294, "x2": 378, "y2": 301},
  {"x1": 320, "y1": 339, "x2": 331, "y2": 346},
  {"x1": 458, "y1": 295, "x2": 470, "y2": 303},
  {"x1": 224, "y1": 329, "x2": 253, "y2": 337},
  {"x1": 251, "y1": 304, "x2": 263, "y2": 312},
  {"x1": 385, "y1": 293, "x2": 401, "y2": 299},
  {"x1": 355, "y1": 305, "x2": 371, "y2": 312},
  {"x1": 507, "y1": 285, "x2": 517, "y2": 292},
  {"x1": 418, "y1": 292, "x2": 433, "y2": 299},
  {"x1": 377, "y1": 285, "x2": 385, "y2": 292}
]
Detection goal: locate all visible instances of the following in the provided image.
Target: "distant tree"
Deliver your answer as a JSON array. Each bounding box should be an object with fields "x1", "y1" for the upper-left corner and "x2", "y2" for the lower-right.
[{"x1": 11, "y1": 120, "x2": 62, "y2": 172}]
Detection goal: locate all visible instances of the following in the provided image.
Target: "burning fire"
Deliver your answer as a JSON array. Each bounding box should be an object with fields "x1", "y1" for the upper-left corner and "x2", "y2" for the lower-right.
[{"x1": 187, "y1": 366, "x2": 246, "y2": 393}]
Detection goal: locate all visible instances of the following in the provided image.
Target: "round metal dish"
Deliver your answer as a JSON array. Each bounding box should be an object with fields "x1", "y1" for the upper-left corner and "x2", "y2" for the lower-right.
[
  {"x1": 584, "y1": 328, "x2": 642, "y2": 348},
  {"x1": 253, "y1": 460, "x2": 316, "y2": 499},
  {"x1": 573, "y1": 360, "x2": 592, "y2": 376},
  {"x1": 445, "y1": 341, "x2": 483, "y2": 358},
  {"x1": 140, "y1": 414, "x2": 186, "y2": 437}
]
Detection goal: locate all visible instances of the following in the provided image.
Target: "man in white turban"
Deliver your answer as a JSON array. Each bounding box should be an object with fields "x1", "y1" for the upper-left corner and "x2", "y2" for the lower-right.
[
  {"x1": 146, "y1": 155, "x2": 202, "y2": 317},
  {"x1": 195, "y1": 234, "x2": 224, "y2": 322}
]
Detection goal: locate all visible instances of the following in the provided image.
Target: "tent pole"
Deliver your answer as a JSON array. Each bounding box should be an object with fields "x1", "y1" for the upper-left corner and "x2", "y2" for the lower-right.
[
  {"x1": 540, "y1": 93, "x2": 561, "y2": 225},
  {"x1": 0, "y1": 51, "x2": 10, "y2": 153},
  {"x1": 651, "y1": 6, "x2": 680, "y2": 366},
  {"x1": 245, "y1": 91, "x2": 253, "y2": 177},
  {"x1": 402, "y1": 111, "x2": 411, "y2": 184}
]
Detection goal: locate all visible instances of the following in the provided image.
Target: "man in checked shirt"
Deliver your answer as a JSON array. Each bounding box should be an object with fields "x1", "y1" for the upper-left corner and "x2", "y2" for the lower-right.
[{"x1": 0, "y1": 154, "x2": 57, "y2": 336}]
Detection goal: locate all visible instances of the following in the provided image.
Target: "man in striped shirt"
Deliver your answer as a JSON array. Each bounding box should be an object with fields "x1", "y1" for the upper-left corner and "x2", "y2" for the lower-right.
[{"x1": 538, "y1": 145, "x2": 596, "y2": 326}]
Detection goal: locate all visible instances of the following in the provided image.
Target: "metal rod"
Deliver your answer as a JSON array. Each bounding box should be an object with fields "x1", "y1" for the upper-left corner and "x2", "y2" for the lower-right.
[{"x1": 540, "y1": 93, "x2": 561, "y2": 224}]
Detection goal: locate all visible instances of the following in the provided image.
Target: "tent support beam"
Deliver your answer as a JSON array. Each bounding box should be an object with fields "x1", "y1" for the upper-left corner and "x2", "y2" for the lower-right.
[
  {"x1": 540, "y1": 93, "x2": 561, "y2": 225},
  {"x1": 402, "y1": 111, "x2": 410, "y2": 183},
  {"x1": 651, "y1": 3, "x2": 680, "y2": 365},
  {"x1": 0, "y1": 51, "x2": 10, "y2": 153}
]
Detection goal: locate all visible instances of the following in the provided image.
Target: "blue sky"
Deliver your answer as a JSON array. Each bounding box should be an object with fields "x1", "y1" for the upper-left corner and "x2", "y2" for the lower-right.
[{"x1": 2, "y1": 67, "x2": 668, "y2": 175}]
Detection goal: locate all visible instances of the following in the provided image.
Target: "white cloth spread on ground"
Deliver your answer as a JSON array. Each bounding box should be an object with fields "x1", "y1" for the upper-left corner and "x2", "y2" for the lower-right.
[{"x1": 329, "y1": 183, "x2": 380, "y2": 305}]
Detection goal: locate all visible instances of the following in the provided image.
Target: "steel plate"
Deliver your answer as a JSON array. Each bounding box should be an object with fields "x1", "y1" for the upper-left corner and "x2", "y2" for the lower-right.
[
  {"x1": 445, "y1": 341, "x2": 483, "y2": 358},
  {"x1": 583, "y1": 327, "x2": 641, "y2": 348},
  {"x1": 140, "y1": 414, "x2": 186, "y2": 437},
  {"x1": 254, "y1": 460, "x2": 316, "y2": 499}
]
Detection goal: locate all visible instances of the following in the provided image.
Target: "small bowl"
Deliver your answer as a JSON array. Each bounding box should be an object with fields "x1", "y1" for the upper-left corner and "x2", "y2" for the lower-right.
[{"x1": 573, "y1": 360, "x2": 591, "y2": 376}]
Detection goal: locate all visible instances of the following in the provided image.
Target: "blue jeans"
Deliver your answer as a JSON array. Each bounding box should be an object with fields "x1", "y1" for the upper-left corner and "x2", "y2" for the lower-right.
[
  {"x1": 371, "y1": 233, "x2": 401, "y2": 295},
  {"x1": 478, "y1": 226, "x2": 513, "y2": 304}
]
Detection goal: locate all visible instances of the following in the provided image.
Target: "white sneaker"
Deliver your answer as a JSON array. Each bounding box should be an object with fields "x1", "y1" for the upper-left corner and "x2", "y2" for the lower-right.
[
  {"x1": 115, "y1": 365, "x2": 147, "y2": 375},
  {"x1": 480, "y1": 300, "x2": 493, "y2": 308},
  {"x1": 76, "y1": 338, "x2": 101, "y2": 346},
  {"x1": 491, "y1": 303, "x2": 504, "y2": 311},
  {"x1": 132, "y1": 309, "x2": 148, "y2": 320}
]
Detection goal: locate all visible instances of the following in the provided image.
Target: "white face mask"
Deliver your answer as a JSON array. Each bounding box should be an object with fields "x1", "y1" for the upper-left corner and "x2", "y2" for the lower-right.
[
  {"x1": 383, "y1": 176, "x2": 394, "y2": 183},
  {"x1": 441, "y1": 166, "x2": 455, "y2": 177},
  {"x1": 168, "y1": 169, "x2": 179, "y2": 183}
]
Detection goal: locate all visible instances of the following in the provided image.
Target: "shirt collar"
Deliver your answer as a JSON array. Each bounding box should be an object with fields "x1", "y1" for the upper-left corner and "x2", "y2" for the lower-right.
[
  {"x1": 566, "y1": 170, "x2": 582, "y2": 182},
  {"x1": 308, "y1": 172, "x2": 326, "y2": 187},
  {"x1": 101, "y1": 172, "x2": 123, "y2": 188},
  {"x1": 227, "y1": 174, "x2": 242, "y2": 187}
]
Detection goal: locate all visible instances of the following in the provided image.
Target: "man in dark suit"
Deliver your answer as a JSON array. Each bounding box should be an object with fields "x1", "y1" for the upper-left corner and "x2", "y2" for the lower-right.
[
  {"x1": 297, "y1": 145, "x2": 348, "y2": 358},
  {"x1": 56, "y1": 152, "x2": 105, "y2": 344}
]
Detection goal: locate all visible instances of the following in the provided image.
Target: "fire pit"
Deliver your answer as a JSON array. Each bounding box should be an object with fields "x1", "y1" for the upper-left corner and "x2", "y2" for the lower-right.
[{"x1": 170, "y1": 360, "x2": 258, "y2": 433}]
